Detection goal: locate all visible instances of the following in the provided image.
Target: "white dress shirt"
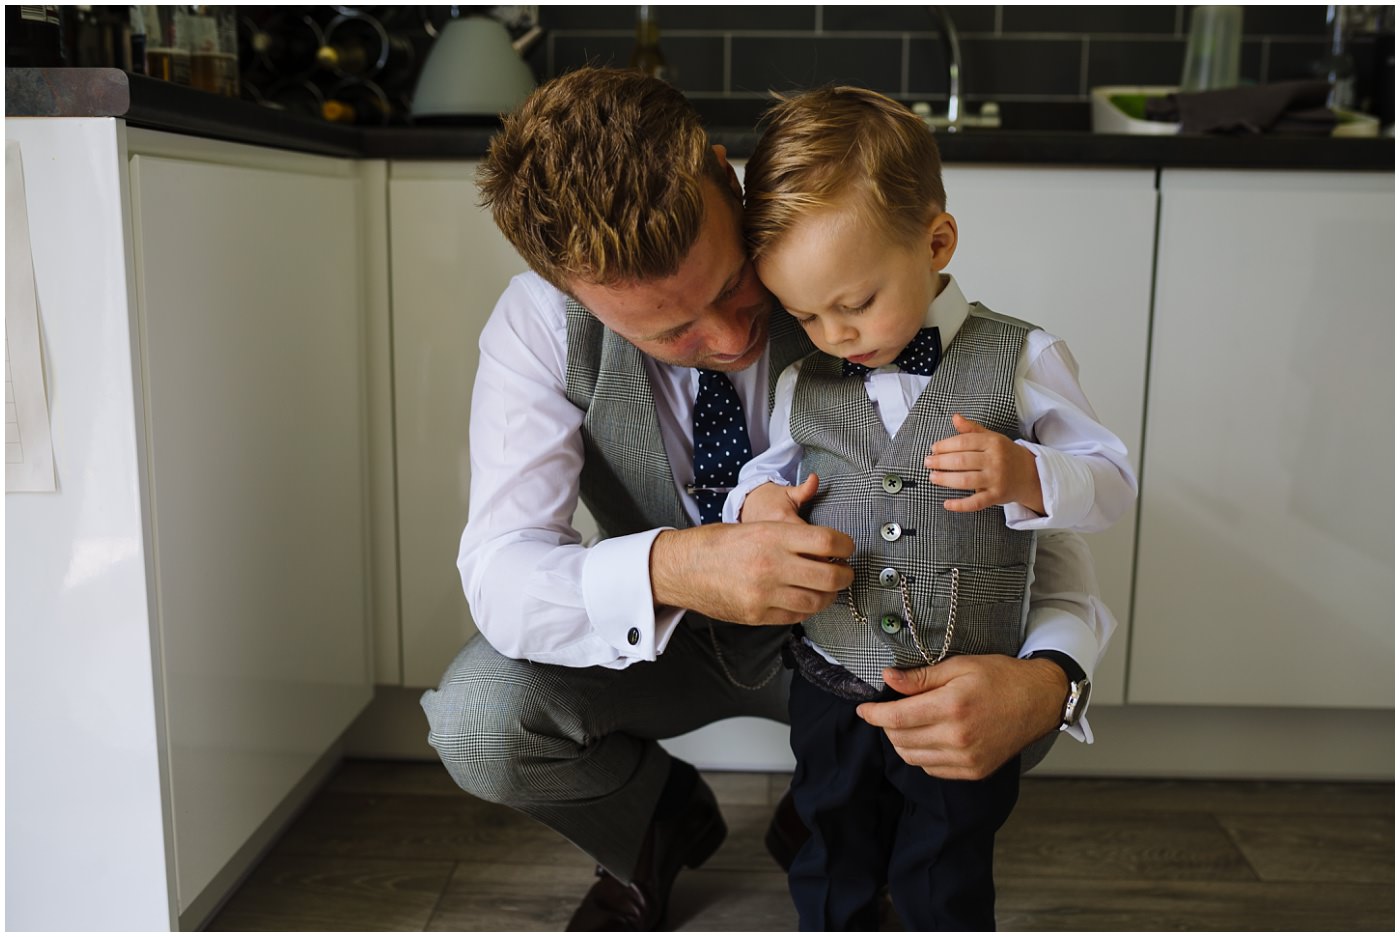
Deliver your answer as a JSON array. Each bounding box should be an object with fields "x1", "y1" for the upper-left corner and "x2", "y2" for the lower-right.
[{"x1": 457, "y1": 272, "x2": 1119, "y2": 740}]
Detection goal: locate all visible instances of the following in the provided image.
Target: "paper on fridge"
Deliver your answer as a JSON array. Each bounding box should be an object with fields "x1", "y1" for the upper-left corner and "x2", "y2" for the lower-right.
[{"x1": 6, "y1": 141, "x2": 56, "y2": 493}]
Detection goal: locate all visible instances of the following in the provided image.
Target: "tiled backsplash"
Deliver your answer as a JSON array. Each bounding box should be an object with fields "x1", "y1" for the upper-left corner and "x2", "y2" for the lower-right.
[{"x1": 530, "y1": 6, "x2": 1379, "y2": 112}]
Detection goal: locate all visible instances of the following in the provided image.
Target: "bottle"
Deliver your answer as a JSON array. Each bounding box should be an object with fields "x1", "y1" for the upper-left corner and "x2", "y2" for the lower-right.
[
  {"x1": 128, "y1": 5, "x2": 147, "y2": 75},
  {"x1": 249, "y1": 11, "x2": 324, "y2": 80},
  {"x1": 6, "y1": 5, "x2": 64, "y2": 67},
  {"x1": 144, "y1": 6, "x2": 191, "y2": 85},
  {"x1": 189, "y1": 6, "x2": 238, "y2": 96},
  {"x1": 317, "y1": 11, "x2": 414, "y2": 81},
  {"x1": 267, "y1": 79, "x2": 326, "y2": 120},
  {"x1": 629, "y1": 5, "x2": 670, "y2": 82},
  {"x1": 321, "y1": 79, "x2": 392, "y2": 125}
]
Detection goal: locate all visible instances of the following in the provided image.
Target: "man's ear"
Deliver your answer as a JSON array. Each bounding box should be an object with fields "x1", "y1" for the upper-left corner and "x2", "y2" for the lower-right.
[
  {"x1": 927, "y1": 211, "x2": 958, "y2": 272},
  {"x1": 713, "y1": 143, "x2": 743, "y2": 201}
]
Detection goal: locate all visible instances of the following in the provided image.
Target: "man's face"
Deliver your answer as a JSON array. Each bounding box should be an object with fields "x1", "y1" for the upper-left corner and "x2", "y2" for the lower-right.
[{"x1": 568, "y1": 177, "x2": 774, "y2": 372}]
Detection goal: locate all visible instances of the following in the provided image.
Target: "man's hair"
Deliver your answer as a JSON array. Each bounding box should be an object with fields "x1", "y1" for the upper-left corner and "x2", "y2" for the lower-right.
[
  {"x1": 477, "y1": 67, "x2": 729, "y2": 291},
  {"x1": 742, "y1": 86, "x2": 946, "y2": 259}
]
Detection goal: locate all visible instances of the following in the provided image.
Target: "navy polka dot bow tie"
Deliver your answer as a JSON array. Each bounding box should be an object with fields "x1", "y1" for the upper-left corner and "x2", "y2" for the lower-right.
[
  {"x1": 841, "y1": 326, "x2": 942, "y2": 378},
  {"x1": 691, "y1": 369, "x2": 753, "y2": 524}
]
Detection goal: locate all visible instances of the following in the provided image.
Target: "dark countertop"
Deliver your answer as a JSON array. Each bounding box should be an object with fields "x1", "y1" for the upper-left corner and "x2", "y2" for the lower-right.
[{"x1": 8, "y1": 68, "x2": 1394, "y2": 172}]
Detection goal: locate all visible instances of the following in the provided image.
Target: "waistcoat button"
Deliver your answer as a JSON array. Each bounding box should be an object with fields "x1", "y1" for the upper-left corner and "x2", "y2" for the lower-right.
[
  {"x1": 880, "y1": 522, "x2": 902, "y2": 542},
  {"x1": 880, "y1": 614, "x2": 903, "y2": 634},
  {"x1": 881, "y1": 473, "x2": 904, "y2": 494},
  {"x1": 878, "y1": 567, "x2": 901, "y2": 587}
]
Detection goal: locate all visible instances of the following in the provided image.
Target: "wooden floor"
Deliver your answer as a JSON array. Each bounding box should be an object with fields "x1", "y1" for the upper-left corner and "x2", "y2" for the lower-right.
[{"x1": 207, "y1": 760, "x2": 1394, "y2": 932}]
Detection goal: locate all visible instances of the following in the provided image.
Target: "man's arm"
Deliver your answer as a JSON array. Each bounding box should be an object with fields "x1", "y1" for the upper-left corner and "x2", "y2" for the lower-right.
[{"x1": 856, "y1": 530, "x2": 1113, "y2": 779}]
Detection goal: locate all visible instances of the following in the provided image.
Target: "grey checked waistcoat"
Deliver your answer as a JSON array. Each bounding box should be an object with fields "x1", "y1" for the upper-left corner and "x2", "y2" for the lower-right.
[
  {"x1": 561, "y1": 298, "x2": 814, "y2": 631},
  {"x1": 793, "y1": 307, "x2": 1037, "y2": 690}
]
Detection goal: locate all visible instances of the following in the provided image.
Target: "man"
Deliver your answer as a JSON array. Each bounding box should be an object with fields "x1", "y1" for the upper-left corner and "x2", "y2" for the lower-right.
[{"x1": 420, "y1": 67, "x2": 1113, "y2": 931}]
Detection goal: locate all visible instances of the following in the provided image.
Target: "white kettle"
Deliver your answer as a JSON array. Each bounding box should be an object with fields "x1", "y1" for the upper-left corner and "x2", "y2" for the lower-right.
[{"x1": 412, "y1": 16, "x2": 540, "y2": 120}]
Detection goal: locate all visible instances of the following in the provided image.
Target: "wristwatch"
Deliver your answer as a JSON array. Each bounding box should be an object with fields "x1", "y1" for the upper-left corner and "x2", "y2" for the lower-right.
[{"x1": 1025, "y1": 650, "x2": 1091, "y2": 731}]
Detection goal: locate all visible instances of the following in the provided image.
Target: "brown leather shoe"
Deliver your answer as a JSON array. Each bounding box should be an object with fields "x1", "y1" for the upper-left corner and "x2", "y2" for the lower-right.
[
  {"x1": 763, "y1": 788, "x2": 810, "y2": 872},
  {"x1": 565, "y1": 771, "x2": 727, "y2": 931}
]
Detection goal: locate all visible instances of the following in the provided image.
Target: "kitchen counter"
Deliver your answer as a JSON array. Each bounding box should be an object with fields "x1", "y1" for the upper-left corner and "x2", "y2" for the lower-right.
[{"x1": 8, "y1": 67, "x2": 1393, "y2": 171}]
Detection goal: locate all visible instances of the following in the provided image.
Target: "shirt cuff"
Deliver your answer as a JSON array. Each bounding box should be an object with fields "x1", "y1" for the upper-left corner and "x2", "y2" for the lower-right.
[
  {"x1": 1019, "y1": 607, "x2": 1100, "y2": 744},
  {"x1": 1005, "y1": 442, "x2": 1095, "y2": 530},
  {"x1": 721, "y1": 474, "x2": 790, "y2": 524},
  {"x1": 581, "y1": 529, "x2": 686, "y2": 662}
]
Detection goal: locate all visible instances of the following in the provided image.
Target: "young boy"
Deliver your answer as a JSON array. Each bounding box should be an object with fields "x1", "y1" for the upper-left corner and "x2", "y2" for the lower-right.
[{"x1": 723, "y1": 87, "x2": 1137, "y2": 930}]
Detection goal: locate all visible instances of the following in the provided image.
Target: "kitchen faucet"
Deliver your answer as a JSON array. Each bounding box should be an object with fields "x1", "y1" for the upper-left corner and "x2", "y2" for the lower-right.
[{"x1": 916, "y1": 6, "x2": 999, "y2": 131}]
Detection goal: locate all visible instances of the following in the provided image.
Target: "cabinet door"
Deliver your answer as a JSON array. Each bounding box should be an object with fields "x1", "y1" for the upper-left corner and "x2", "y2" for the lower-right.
[
  {"x1": 1131, "y1": 170, "x2": 1393, "y2": 708},
  {"x1": 129, "y1": 143, "x2": 374, "y2": 912},
  {"x1": 388, "y1": 163, "x2": 530, "y2": 687},
  {"x1": 940, "y1": 166, "x2": 1158, "y2": 705}
]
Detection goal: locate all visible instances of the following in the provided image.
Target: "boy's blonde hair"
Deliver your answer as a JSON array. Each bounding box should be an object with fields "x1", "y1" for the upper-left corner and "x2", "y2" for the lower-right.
[
  {"x1": 477, "y1": 67, "x2": 729, "y2": 292},
  {"x1": 743, "y1": 86, "x2": 946, "y2": 258}
]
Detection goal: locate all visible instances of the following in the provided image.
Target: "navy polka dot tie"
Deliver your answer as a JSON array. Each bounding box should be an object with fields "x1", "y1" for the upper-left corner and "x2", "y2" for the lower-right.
[
  {"x1": 691, "y1": 369, "x2": 752, "y2": 524},
  {"x1": 841, "y1": 326, "x2": 942, "y2": 378}
]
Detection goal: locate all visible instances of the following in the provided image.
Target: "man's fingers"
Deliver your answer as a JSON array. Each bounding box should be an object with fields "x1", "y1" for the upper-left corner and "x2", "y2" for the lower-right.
[
  {"x1": 927, "y1": 468, "x2": 982, "y2": 490},
  {"x1": 927, "y1": 434, "x2": 989, "y2": 457},
  {"x1": 951, "y1": 413, "x2": 989, "y2": 434}
]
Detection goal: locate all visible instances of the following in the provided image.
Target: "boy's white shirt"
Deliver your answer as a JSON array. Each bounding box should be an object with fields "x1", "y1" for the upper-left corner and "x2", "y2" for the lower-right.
[{"x1": 721, "y1": 276, "x2": 1138, "y2": 742}]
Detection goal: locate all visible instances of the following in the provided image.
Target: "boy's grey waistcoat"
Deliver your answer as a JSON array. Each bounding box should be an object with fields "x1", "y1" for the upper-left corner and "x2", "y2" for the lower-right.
[{"x1": 792, "y1": 308, "x2": 1037, "y2": 690}]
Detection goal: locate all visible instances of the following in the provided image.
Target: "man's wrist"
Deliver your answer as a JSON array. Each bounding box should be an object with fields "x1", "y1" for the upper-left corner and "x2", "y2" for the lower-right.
[{"x1": 1025, "y1": 650, "x2": 1091, "y2": 731}]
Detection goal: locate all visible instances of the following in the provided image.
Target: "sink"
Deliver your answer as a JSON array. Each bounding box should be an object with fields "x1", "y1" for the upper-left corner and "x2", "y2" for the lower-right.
[{"x1": 1091, "y1": 84, "x2": 1381, "y2": 137}]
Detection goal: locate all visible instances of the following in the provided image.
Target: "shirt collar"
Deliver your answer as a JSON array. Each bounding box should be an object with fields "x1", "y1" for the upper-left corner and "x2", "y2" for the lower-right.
[{"x1": 925, "y1": 274, "x2": 970, "y2": 353}]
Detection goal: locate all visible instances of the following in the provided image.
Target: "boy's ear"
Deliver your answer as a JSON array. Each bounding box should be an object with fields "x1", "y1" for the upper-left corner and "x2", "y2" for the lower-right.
[{"x1": 927, "y1": 211, "x2": 958, "y2": 272}]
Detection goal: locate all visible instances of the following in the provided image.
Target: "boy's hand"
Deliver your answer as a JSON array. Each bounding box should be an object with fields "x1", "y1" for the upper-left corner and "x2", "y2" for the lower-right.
[
  {"x1": 739, "y1": 474, "x2": 821, "y2": 524},
  {"x1": 925, "y1": 413, "x2": 1045, "y2": 514}
]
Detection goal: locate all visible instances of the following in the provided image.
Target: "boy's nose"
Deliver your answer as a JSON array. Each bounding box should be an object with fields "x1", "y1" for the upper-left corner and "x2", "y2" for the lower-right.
[{"x1": 823, "y1": 320, "x2": 855, "y2": 346}]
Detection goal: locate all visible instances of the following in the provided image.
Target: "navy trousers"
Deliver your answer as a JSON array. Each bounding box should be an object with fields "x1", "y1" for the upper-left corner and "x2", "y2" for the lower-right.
[{"x1": 787, "y1": 671, "x2": 1021, "y2": 931}]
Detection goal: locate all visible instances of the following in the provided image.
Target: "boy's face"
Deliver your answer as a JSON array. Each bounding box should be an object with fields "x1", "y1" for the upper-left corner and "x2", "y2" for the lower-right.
[
  {"x1": 755, "y1": 206, "x2": 954, "y2": 369},
  {"x1": 568, "y1": 169, "x2": 775, "y2": 373}
]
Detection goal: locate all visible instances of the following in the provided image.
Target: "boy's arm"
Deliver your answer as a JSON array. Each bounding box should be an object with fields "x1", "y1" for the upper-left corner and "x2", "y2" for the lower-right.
[
  {"x1": 721, "y1": 361, "x2": 803, "y2": 523},
  {"x1": 924, "y1": 334, "x2": 1137, "y2": 533}
]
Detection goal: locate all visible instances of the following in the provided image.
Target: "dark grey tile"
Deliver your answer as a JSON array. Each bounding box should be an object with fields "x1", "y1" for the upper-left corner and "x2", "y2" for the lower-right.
[
  {"x1": 550, "y1": 34, "x2": 633, "y2": 72},
  {"x1": 426, "y1": 860, "x2": 599, "y2": 931},
  {"x1": 207, "y1": 855, "x2": 455, "y2": 931},
  {"x1": 327, "y1": 758, "x2": 465, "y2": 797},
  {"x1": 1018, "y1": 778, "x2": 1396, "y2": 816},
  {"x1": 1265, "y1": 38, "x2": 1329, "y2": 82},
  {"x1": 670, "y1": 868, "x2": 797, "y2": 931},
  {"x1": 270, "y1": 792, "x2": 585, "y2": 863},
  {"x1": 539, "y1": 8, "x2": 636, "y2": 31},
  {"x1": 730, "y1": 36, "x2": 903, "y2": 95},
  {"x1": 822, "y1": 6, "x2": 997, "y2": 35},
  {"x1": 1003, "y1": 6, "x2": 1179, "y2": 36},
  {"x1": 1087, "y1": 38, "x2": 1189, "y2": 88},
  {"x1": 1219, "y1": 813, "x2": 1394, "y2": 884},
  {"x1": 1239, "y1": 5, "x2": 1332, "y2": 37},
  {"x1": 1240, "y1": 39, "x2": 1266, "y2": 85},
  {"x1": 997, "y1": 808, "x2": 1258, "y2": 881},
  {"x1": 998, "y1": 877, "x2": 1395, "y2": 931},
  {"x1": 550, "y1": 35, "x2": 725, "y2": 94},
  {"x1": 922, "y1": 38, "x2": 1084, "y2": 97},
  {"x1": 662, "y1": 6, "x2": 817, "y2": 31}
]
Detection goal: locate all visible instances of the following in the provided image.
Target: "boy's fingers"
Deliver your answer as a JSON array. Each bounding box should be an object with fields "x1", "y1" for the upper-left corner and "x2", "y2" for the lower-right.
[{"x1": 951, "y1": 413, "x2": 990, "y2": 434}]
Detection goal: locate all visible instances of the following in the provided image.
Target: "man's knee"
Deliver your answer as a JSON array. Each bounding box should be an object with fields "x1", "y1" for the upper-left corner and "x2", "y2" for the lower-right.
[{"x1": 420, "y1": 639, "x2": 587, "y2": 805}]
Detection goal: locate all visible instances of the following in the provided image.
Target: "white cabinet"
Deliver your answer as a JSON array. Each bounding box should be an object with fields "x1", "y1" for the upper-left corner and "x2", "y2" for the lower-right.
[
  {"x1": 386, "y1": 161, "x2": 528, "y2": 687},
  {"x1": 5, "y1": 121, "x2": 379, "y2": 929},
  {"x1": 942, "y1": 165, "x2": 1157, "y2": 706},
  {"x1": 1129, "y1": 169, "x2": 1394, "y2": 708}
]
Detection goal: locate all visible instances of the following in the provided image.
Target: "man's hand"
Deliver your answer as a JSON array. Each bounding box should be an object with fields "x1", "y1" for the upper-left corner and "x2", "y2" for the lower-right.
[
  {"x1": 651, "y1": 520, "x2": 854, "y2": 625},
  {"x1": 739, "y1": 473, "x2": 821, "y2": 524},
  {"x1": 856, "y1": 655, "x2": 1067, "y2": 780},
  {"x1": 925, "y1": 413, "x2": 1044, "y2": 515}
]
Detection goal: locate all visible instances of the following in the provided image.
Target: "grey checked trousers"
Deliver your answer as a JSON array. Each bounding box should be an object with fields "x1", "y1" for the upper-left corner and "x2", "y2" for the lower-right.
[{"x1": 420, "y1": 621, "x2": 792, "y2": 880}]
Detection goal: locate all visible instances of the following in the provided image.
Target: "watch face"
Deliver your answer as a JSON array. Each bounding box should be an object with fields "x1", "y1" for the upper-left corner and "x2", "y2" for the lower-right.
[{"x1": 1066, "y1": 679, "x2": 1091, "y2": 725}]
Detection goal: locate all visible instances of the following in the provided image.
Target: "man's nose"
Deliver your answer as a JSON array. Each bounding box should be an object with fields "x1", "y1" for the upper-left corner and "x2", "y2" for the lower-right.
[{"x1": 709, "y1": 307, "x2": 754, "y2": 355}]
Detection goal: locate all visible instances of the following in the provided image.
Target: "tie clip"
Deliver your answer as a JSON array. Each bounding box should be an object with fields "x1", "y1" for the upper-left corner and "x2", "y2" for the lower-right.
[{"x1": 685, "y1": 483, "x2": 734, "y2": 495}]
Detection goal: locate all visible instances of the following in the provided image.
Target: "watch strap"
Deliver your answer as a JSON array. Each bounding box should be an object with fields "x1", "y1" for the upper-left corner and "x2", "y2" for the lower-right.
[{"x1": 1024, "y1": 649, "x2": 1086, "y2": 685}]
